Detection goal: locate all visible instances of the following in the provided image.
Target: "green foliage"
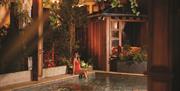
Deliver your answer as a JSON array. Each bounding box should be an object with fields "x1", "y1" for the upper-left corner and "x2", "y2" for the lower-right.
[
  {"x1": 120, "y1": 45, "x2": 147, "y2": 65},
  {"x1": 80, "y1": 60, "x2": 89, "y2": 69},
  {"x1": 49, "y1": 2, "x2": 61, "y2": 30},
  {"x1": 111, "y1": 0, "x2": 123, "y2": 8},
  {"x1": 129, "y1": 0, "x2": 140, "y2": 16},
  {"x1": 13, "y1": 0, "x2": 32, "y2": 29},
  {"x1": 44, "y1": 28, "x2": 71, "y2": 58},
  {"x1": 44, "y1": 0, "x2": 84, "y2": 30},
  {"x1": 58, "y1": 57, "x2": 71, "y2": 66},
  {"x1": 0, "y1": 27, "x2": 8, "y2": 39},
  {"x1": 95, "y1": 0, "x2": 140, "y2": 16},
  {"x1": 123, "y1": 44, "x2": 131, "y2": 51},
  {"x1": 43, "y1": 0, "x2": 88, "y2": 58}
]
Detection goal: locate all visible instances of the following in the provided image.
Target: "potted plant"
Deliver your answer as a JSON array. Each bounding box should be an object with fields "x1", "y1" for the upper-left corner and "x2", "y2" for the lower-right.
[
  {"x1": 120, "y1": 44, "x2": 147, "y2": 64},
  {"x1": 117, "y1": 44, "x2": 147, "y2": 73},
  {"x1": 80, "y1": 60, "x2": 93, "y2": 72}
]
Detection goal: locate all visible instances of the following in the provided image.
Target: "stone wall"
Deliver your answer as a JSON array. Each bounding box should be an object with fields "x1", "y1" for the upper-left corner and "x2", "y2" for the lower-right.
[
  {"x1": 117, "y1": 61, "x2": 147, "y2": 74},
  {"x1": 43, "y1": 66, "x2": 67, "y2": 78},
  {"x1": 0, "y1": 70, "x2": 31, "y2": 87}
]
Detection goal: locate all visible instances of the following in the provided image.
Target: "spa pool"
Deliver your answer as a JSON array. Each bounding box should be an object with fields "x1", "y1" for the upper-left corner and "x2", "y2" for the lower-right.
[{"x1": 14, "y1": 73, "x2": 147, "y2": 91}]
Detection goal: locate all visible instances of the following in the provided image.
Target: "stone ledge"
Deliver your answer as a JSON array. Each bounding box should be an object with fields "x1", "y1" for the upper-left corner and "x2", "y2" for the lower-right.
[{"x1": 0, "y1": 71, "x2": 31, "y2": 87}]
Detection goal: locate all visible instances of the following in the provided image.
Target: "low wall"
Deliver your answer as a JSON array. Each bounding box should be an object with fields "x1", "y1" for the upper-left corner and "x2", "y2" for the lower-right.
[
  {"x1": 43, "y1": 65, "x2": 67, "y2": 78},
  {"x1": 117, "y1": 61, "x2": 147, "y2": 74},
  {"x1": 0, "y1": 70, "x2": 31, "y2": 87}
]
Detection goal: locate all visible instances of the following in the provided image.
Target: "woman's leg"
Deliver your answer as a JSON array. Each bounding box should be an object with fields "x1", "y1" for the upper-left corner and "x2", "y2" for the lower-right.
[
  {"x1": 80, "y1": 70, "x2": 88, "y2": 79},
  {"x1": 83, "y1": 70, "x2": 88, "y2": 79}
]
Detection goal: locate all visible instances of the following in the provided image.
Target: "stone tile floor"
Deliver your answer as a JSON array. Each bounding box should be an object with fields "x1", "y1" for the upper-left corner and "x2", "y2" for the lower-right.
[
  {"x1": 14, "y1": 73, "x2": 147, "y2": 91},
  {"x1": 0, "y1": 74, "x2": 76, "y2": 91}
]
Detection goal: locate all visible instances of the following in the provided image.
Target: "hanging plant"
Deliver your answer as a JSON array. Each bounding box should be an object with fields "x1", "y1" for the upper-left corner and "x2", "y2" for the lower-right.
[
  {"x1": 129, "y1": 0, "x2": 140, "y2": 16},
  {"x1": 95, "y1": 0, "x2": 140, "y2": 16},
  {"x1": 111, "y1": 0, "x2": 123, "y2": 8}
]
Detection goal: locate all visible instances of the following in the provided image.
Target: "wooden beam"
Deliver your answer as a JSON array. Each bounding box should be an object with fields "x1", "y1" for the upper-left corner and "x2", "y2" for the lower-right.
[
  {"x1": 148, "y1": 0, "x2": 172, "y2": 75},
  {"x1": 32, "y1": 0, "x2": 43, "y2": 80},
  {"x1": 84, "y1": 2, "x2": 95, "y2": 14},
  {"x1": 106, "y1": 17, "x2": 110, "y2": 72}
]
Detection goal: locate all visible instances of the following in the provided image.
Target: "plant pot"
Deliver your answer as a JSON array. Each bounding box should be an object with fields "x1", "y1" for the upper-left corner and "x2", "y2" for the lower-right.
[{"x1": 117, "y1": 61, "x2": 147, "y2": 73}]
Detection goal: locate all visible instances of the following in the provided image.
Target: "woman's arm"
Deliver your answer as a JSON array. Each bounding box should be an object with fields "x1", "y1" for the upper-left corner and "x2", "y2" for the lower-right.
[{"x1": 73, "y1": 59, "x2": 75, "y2": 75}]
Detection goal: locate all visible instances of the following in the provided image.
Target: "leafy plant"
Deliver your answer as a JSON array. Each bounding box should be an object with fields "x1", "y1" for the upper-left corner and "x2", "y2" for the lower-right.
[
  {"x1": 13, "y1": 0, "x2": 32, "y2": 29},
  {"x1": 120, "y1": 44, "x2": 147, "y2": 65},
  {"x1": 80, "y1": 60, "x2": 89, "y2": 69},
  {"x1": 129, "y1": 0, "x2": 140, "y2": 16},
  {"x1": 0, "y1": 26, "x2": 8, "y2": 39},
  {"x1": 43, "y1": 0, "x2": 88, "y2": 58},
  {"x1": 58, "y1": 57, "x2": 71, "y2": 66},
  {"x1": 95, "y1": 0, "x2": 140, "y2": 16},
  {"x1": 110, "y1": 0, "x2": 123, "y2": 8}
]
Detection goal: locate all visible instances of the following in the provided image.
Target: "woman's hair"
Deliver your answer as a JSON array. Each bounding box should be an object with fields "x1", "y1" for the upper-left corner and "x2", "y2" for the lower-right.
[{"x1": 72, "y1": 51, "x2": 80, "y2": 61}]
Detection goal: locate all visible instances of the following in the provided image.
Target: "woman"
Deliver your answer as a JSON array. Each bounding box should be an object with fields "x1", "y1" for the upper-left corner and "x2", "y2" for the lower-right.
[{"x1": 72, "y1": 51, "x2": 88, "y2": 79}]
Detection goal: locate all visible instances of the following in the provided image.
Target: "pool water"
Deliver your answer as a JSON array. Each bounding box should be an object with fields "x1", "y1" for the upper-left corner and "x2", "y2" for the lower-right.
[{"x1": 14, "y1": 74, "x2": 147, "y2": 91}]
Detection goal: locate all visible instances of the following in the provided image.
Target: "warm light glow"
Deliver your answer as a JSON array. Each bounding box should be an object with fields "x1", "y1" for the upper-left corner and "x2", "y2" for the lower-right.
[
  {"x1": 51, "y1": 0, "x2": 59, "y2": 3},
  {"x1": 0, "y1": 6, "x2": 10, "y2": 28},
  {"x1": 76, "y1": 0, "x2": 85, "y2": 7}
]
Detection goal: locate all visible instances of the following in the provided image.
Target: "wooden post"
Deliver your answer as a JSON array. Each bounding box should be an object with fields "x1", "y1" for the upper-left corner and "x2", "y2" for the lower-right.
[
  {"x1": 106, "y1": 17, "x2": 110, "y2": 72},
  {"x1": 32, "y1": 0, "x2": 43, "y2": 80},
  {"x1": 148, "y1": 0, "x2": 172, "y2": 76}
]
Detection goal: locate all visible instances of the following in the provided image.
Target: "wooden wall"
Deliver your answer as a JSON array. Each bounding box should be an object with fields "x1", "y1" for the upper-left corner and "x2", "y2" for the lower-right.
[
  {"x1": 172, "y1": 0, "x2": 180, "y2": 90},
  {"x1": 148, "y1": 76, "x2": 172, "y2": 91},
  {"x1": 148, "y1": 0, "x2": 172, "y2": 74},
  {"x1": 142, "y1": 0, "x2": 180, "y2": 90},
  {"x1": 87, "y1": 18, "x2": 107, "y2": 70}
]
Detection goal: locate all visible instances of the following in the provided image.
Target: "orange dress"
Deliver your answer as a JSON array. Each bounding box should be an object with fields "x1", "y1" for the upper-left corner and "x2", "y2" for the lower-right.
[{"x1": 74, "y1": 59, "x2": 81, "y2": 74}]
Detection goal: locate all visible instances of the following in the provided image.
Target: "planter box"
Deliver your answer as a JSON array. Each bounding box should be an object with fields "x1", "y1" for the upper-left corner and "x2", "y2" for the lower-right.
[
  {"x1": 117, "y1": 61, "x2": 147, "y2": 74},
  {"x1": 0, "y1": 70, "x2": 31, "y2": 87},
  {"x1": 43, "y1": 65, "x2": 67, "y2": 78}
]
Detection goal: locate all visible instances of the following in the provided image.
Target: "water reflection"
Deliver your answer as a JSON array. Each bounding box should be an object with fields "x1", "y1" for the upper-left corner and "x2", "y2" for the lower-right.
[{"x1": 14, "y1": 74, "x2": 175, "y2": 91}]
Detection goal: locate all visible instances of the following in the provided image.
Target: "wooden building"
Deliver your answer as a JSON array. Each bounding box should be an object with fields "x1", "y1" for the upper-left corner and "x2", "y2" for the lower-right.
[{"x1": 87, "y1": 13, "x2": 148, "y2": 71}]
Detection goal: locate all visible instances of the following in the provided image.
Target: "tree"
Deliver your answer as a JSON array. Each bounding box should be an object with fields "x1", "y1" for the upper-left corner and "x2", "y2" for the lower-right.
[{"x1": 43, "y1": 0, "x2": 88, "y2": 60}]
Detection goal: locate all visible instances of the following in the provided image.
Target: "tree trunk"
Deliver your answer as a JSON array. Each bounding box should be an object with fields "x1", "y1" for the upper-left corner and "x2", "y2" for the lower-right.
[{"x1": 69, "y1": 23, "x2": 75, "y2": 56}]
